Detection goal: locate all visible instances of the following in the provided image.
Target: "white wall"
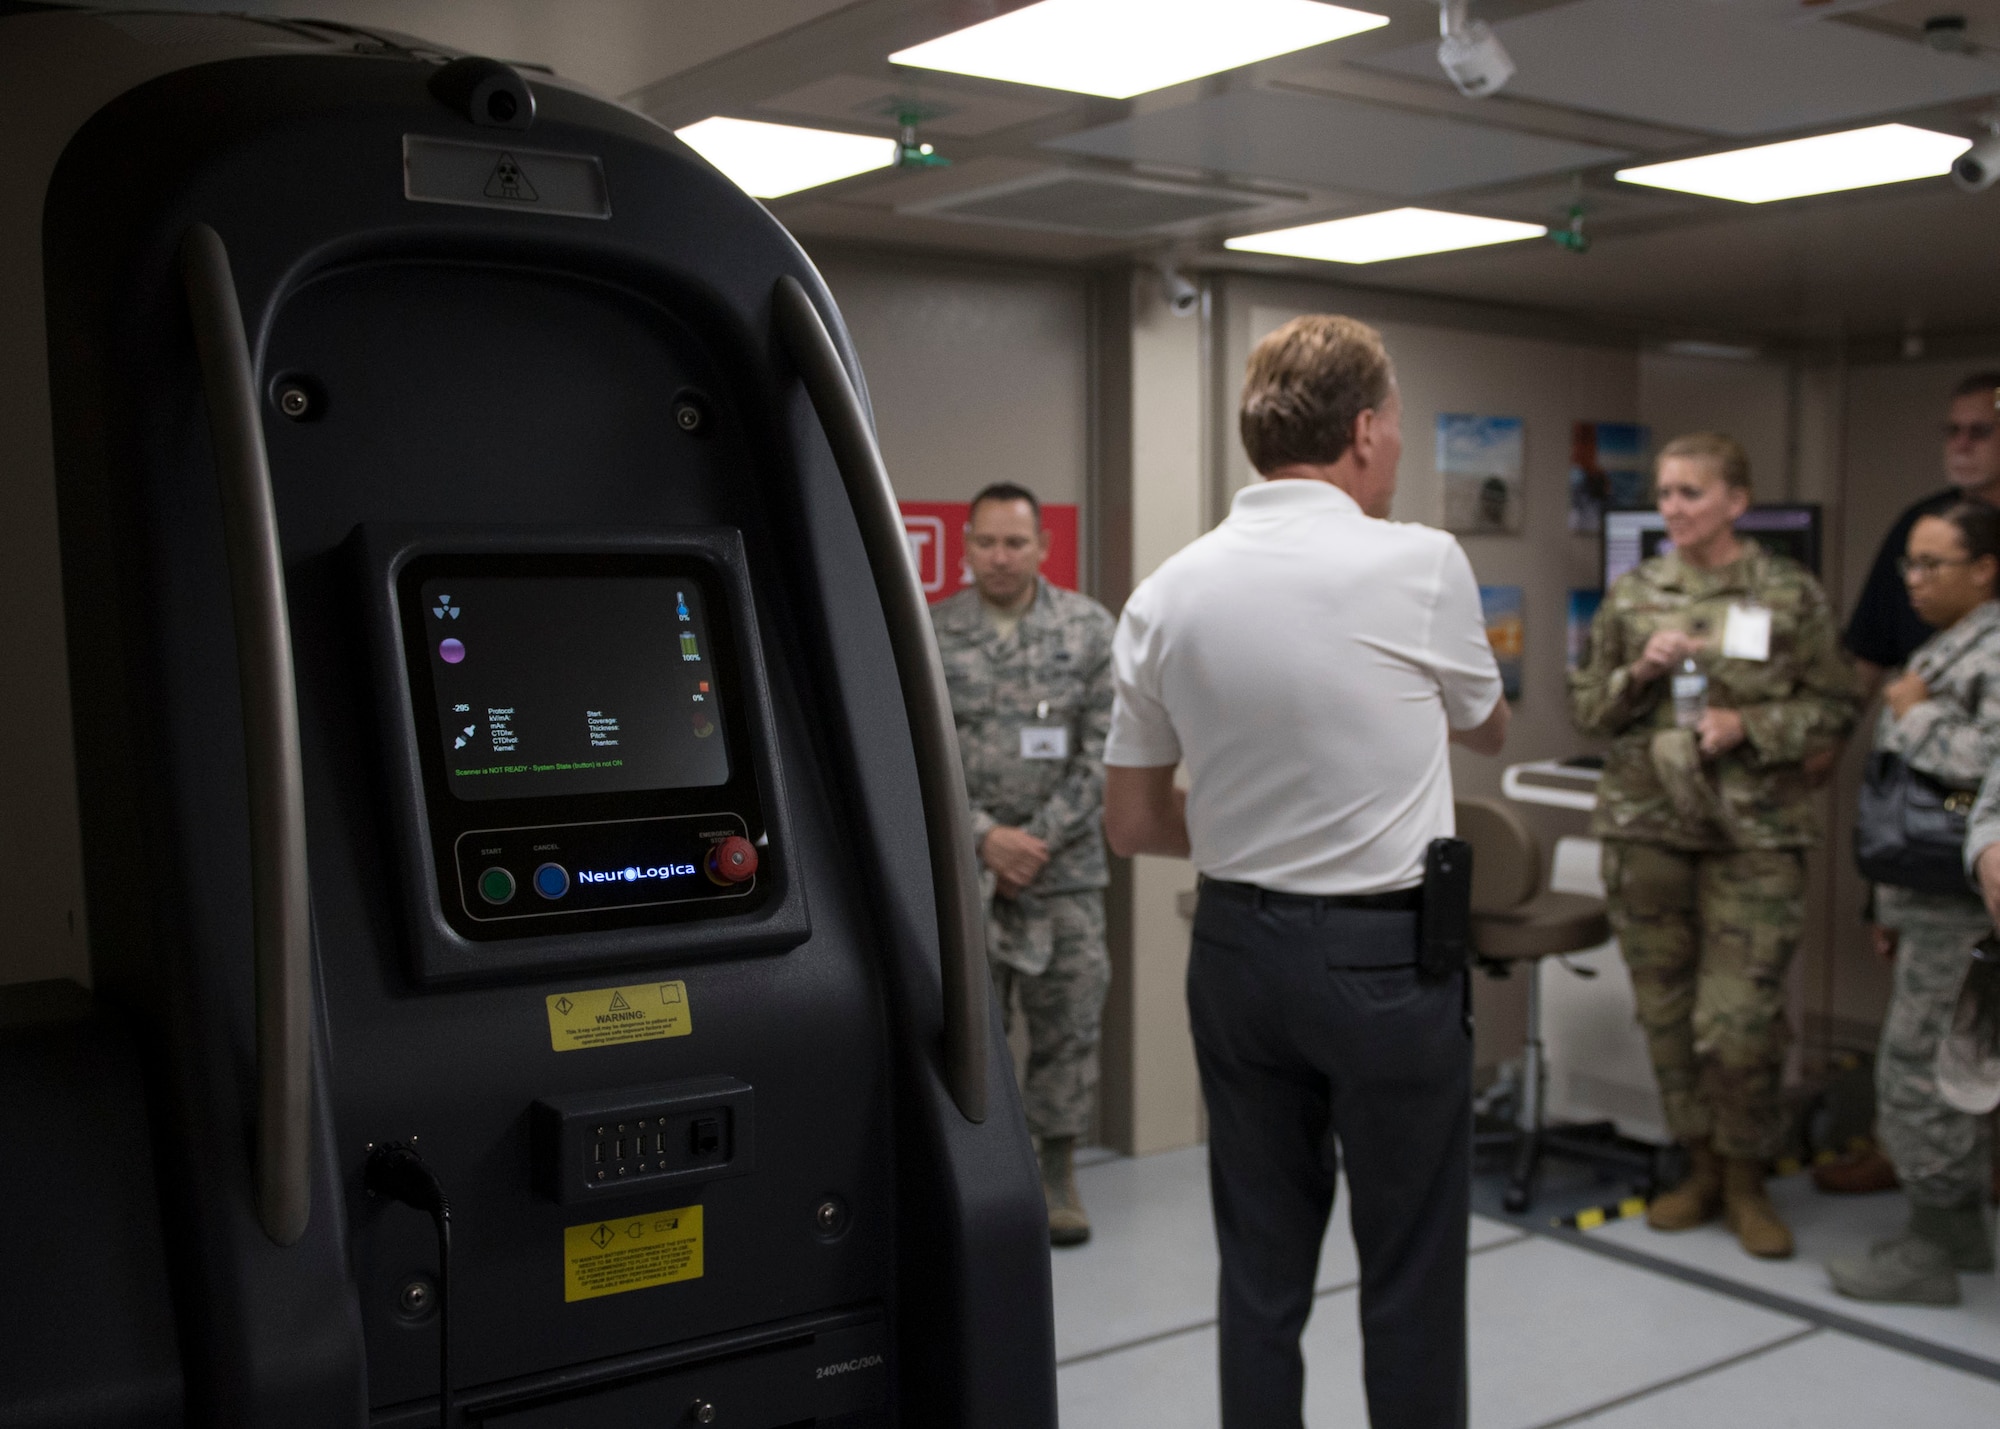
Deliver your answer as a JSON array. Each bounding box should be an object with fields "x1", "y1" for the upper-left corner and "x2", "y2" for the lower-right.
[
  {"x1": 1637, "y1": 353, "x2": 1794, "y2": 496},
  {"x1": 1118, "y1": 276, "x2": 1210, "y2": 1155},
  {"x1": 815, "y1": 250, "x2": 1090, "y2": 514}
]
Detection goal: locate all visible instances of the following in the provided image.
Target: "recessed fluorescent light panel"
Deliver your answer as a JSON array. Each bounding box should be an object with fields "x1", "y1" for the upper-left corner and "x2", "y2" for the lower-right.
[
  {"x1": 1615, "y1": 123, "x2": 1970, "y2": 203},
  {"x1": 674, "y1": 116, "x2": 897, "y2": 198},
  {"x1": 1226, "y1": 208, "x2": 1546, "y2": 264},
  {"x1": 888, "y1": 0, "x2": 1388, "y2": 99}
]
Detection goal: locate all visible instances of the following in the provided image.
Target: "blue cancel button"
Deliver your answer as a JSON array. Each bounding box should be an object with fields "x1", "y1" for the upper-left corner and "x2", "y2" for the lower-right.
[{"x1": 532, "y1": 862, "x2": 570, "y2": 900}]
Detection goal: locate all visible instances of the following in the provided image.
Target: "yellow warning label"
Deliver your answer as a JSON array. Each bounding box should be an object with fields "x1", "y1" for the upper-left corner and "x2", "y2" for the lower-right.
[
  {"x1": 563, "y1": 1205, "x2": 703, "y2": 1302},
  {"x1": 545, "y1": 981, "x2": 691, "y2": 1052}
]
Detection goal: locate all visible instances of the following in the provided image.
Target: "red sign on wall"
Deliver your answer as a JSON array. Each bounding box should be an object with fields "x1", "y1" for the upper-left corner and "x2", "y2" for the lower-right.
[{"x1": 898, "y1": 501, "x2": 1080, "y2": 605}]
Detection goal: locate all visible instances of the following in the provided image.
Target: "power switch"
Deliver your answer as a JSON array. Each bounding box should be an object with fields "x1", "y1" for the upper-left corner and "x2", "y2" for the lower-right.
[{"x1": 531, "y1": 1076, "x2": 753, "y2": 1205}]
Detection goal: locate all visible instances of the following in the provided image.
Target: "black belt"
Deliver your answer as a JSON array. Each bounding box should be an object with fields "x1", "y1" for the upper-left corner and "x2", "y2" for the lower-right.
[{"x1": 1199, "y1": 876, "x2": 1420, "y2": 913}]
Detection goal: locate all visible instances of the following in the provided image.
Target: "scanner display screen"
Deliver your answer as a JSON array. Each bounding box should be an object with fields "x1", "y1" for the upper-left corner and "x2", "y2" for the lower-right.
[{"x1": 417, "y1": 576, "x2": 730, "y2": 801}]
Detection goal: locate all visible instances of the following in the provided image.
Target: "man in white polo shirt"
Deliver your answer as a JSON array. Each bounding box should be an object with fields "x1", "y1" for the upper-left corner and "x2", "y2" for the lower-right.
[{"x1": 1103, "y1": 314, "x2": 1508, "y2": 1429}]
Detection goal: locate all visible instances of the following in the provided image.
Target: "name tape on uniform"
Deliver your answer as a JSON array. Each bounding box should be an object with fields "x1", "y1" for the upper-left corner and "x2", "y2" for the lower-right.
[
  {"x1": 563, "y1": 1205, "x2": 703, "y2": 1302},
  {"x1": 1020, "y1": 725, "x2": 1068, "y2": 760},
  {"x1": 545, "y1": 981, "x2": 691, "y2": 1052}
]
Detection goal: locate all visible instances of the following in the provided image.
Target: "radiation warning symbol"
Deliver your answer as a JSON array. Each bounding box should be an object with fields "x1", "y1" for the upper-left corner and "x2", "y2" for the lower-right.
[{"x1": 485, "y1": 153, "x2": 539, "y2": 202}]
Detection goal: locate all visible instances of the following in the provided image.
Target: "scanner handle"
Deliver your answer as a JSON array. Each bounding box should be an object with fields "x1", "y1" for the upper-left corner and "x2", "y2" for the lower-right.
[
  {"x1": 181, "y1": 224, "x2": 314, "y2": 1244},
  {"x1": 774, "y1": 275, "x2": 989, "y2": 1124}
]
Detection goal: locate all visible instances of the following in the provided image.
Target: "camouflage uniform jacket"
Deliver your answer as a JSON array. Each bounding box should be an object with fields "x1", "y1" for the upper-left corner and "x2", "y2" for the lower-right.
[
  {"x1": 1569, "y1": 544, "x2": 1859, "y2": 851},
  {"x1": 1875, "y1": 598, "x2": 2000, "y2": 792},
  {"x1": 1961, "y1": 757, "x2": 2000, "y2": 878},
  {"x1": 931, "y1": 577, "x2": 1115, "y2": 894}
]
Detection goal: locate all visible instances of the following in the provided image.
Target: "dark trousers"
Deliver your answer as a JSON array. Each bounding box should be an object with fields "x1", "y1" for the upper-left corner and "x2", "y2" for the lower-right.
[{"x1": 1189, "y1": 881, "x2": 1471, "y2": 1429}]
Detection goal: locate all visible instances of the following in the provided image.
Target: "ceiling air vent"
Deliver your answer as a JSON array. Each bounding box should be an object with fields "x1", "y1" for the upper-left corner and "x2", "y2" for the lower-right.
[{"x1": 903, "y1": 170, "x2": 1289, "y2": 235}]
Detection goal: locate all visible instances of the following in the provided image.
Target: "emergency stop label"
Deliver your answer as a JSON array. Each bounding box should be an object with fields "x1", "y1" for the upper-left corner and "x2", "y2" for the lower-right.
[
  {"x1": 545, "y1": 981, "x2": 691, "y2": 1052},
  {"x1": 563, "y1": 1205, "x2": 703, "y2": 1302}
]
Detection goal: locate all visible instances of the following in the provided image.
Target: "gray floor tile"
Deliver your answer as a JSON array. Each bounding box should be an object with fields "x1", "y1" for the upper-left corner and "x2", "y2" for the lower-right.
[
  {"x1": 1058, "y1": 1319, "x2": 1220, "y2": 1429},
  {"x1": 1587, "y1": 1171, "x2": 2000, "y2": 1370},
  {"x1": 1301, "y1": 1237, "x2": 1809, "y2": 1429},
  {"x1": 1468, "y1": 1238, "x2": 1806, "y2": 1427},
  {"x1": 1568, "y1": 1327, "x2": 2000, "y2": 1428},
  {"x1": 1056, "y1": 1212, "x2": 1805, "y2": 1428},
  {"x1": 1054, "y1": 1146, "x2": 1518, "y2": 1364}
]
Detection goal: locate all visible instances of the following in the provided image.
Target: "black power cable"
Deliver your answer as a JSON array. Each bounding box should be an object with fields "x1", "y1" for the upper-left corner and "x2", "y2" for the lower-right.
[{"x1": 366, "y1": 1143, "x2": 453, "y2": 1428}]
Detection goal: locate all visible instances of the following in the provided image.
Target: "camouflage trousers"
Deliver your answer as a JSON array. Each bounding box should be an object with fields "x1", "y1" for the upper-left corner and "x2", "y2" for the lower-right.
[
  {"x1": 989, "y1": 889, "x2": 1111, "y2": 1141},
  {"x1": 1602, "y1": 841, "x2": 1803, "y2": 1159},
  {"x1": 1872, "y1": 885, "x2": 1995, "y2": 1209}
]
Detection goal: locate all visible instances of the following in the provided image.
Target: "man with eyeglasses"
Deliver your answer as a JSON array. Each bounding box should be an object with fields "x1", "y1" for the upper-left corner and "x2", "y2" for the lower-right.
[
  {"x1": 1820, "y1": 371, "x2": 2000, "y2": 1199},
  {"x1": 1845, "y1": 372, "x2": 2000, "y2": 694}
]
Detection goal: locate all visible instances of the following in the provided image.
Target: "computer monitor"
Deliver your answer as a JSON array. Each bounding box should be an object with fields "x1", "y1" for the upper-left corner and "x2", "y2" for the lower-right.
[{"x1": 1602, "y1": 504, "x2": 1822, "y2": 587}]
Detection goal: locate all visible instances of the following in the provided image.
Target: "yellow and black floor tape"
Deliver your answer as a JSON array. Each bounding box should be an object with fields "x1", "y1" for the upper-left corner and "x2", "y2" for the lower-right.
[
  {"x1": 1774, "y1": 1145, "x2": 1852, "y2": 1178},
  {"x1": 1552, "y1": 1140, "x2": 1872, "y2": 1230},
  {"x1": 1554, "y1": 1195, "x2": 1649, "y2": 1231}
]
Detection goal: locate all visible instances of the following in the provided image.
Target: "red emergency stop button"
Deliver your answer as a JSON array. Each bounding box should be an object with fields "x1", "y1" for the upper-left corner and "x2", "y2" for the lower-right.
[{"x1": 707, "y1": 836, "x2": 758, "y2": 886}]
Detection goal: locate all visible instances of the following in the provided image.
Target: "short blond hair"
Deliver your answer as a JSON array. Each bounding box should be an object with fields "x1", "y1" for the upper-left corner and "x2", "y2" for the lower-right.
[
  {"x1": 1656, "y1": 431, "x2": 1751, "y2": 495},
  {"x1": 1239, "y1": 314, "x2": 1394, "y2": 474}
]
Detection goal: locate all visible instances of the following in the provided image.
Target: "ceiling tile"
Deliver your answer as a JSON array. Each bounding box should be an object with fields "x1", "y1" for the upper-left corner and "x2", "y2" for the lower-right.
[
  {"x1": 816, "y1": 155, "x2": 1054, "y2": 208},
  {"x1": 755, "y1": 73, "x2": 1070, "y2": 138},
  {"x1": 1042, "y1": 89, "x2": 1626, "y2": 197},
  {"x1": 1449, "y1": 178, "x2": 1702, "y2": 226},
  {"x1": 1361, "y1": 0, "x2": 2000, "y2": 136},
  {"x1": 902, "y1": 170, "x2": 1305, "y2": 236}
]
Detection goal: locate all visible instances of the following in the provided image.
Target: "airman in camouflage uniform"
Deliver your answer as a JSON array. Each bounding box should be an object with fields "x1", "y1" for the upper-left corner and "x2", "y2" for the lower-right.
[
  {"x1": 1828, "y1": 597, "x2": 2000, "y2": 1303},
  {"x1": 932, "y1": 551, "x2": 1114, "y2": 1245},
  {"x1": 1570, "y1": 542, "x2": 1858, "y2": 1221}
]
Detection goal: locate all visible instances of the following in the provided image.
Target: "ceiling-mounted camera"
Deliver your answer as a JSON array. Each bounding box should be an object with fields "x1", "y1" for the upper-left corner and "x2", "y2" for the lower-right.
[
  {"x1": 1954, "y1": 136, "x2": 2000, "y2": 191},
  {"x1": 1157, "y1": 266, "x2": 1200, "y2": 317},
  {"x1": 1954, "y1": 115, "x2": 2000, "y2": 192},
  {"x1": 1436, "y1": 0, "x2": 1514, "y2": 99}
]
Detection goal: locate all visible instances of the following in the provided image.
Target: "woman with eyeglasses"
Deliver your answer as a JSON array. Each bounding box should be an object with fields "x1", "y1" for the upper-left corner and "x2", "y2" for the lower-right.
[
  {"x1": 1571, "y1": 432, "x2": 1859, "y2": 1260},
  {"x1": 1828, "y1": 500, "x2": 2000, "y2": 1305},
  {"x1": 1843, "y1": 372, "x2": 2000, "y2": 699},
  {"x1": 1818, "y1": 374, "x2": 2000, "y2": 1197}
]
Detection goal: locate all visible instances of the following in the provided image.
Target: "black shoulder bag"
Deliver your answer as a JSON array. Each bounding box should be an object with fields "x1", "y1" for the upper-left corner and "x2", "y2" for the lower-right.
[{"x1": 1853, "y1": 750, "x2": 1978, "y2": 896}]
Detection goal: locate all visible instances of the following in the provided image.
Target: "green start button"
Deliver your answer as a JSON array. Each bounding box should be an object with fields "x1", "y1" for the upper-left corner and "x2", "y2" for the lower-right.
[{"x1": 477, "y1": 866, "x2": 517, "y2": 906}]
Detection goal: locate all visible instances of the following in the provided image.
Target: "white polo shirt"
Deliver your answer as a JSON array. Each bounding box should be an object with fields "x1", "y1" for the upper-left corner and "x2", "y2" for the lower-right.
[{"x1": 1105, "y1": 479, "x2": 1502, "y2": 895}]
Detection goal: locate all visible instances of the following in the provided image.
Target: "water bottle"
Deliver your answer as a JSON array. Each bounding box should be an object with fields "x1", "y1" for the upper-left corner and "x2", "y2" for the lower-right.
[{"x1": 1671, "y1": 656, "x2": 1708, "y2": 730}]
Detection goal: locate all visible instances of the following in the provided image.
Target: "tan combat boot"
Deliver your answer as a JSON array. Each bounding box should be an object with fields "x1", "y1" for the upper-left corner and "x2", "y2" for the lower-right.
[
  {"x1": 1648, "y1": 1141, "x2": 1723, "y2": 1231},
  {"x1": 1039, "y1": 1136, "x2": 1091, "y2": 1247},
  {"x1": 1723, "y1": 1158, "x2": 1794, "y2": 1259}
]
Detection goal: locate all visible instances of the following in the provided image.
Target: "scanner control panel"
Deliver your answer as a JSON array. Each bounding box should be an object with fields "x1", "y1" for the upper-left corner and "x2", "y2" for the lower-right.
[
  {"x1": 382, "y1": 544, "x2": 781, "y2": 955},
  {"x1": 454, "y1": 813, "x2": 756, "y2": 922}
]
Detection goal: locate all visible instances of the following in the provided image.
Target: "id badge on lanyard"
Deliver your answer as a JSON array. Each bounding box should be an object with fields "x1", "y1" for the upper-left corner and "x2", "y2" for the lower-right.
[{"x1": 1722, "y1": 602, "x2": 1772, "y2": 662}]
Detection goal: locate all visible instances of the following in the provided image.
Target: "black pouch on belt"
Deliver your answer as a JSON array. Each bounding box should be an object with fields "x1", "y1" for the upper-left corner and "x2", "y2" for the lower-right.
[{"x1": 1418, "y1": 836, "x2": 1474, "y2": 981}]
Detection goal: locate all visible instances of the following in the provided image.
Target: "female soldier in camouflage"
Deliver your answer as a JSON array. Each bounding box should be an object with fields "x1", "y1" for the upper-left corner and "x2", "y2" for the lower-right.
[
  {"x1": 1827, "y1": 501, "x2": 2000, "y2": 1304},
  {"x1": 1570, "y1": 433, "x2": 1859, "y2": 1259}
]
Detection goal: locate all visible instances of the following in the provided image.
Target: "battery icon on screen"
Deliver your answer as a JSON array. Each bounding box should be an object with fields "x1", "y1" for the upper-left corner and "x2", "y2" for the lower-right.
[{"x1": 680, "y1": 632, "x2": 699, "y2": 661}]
